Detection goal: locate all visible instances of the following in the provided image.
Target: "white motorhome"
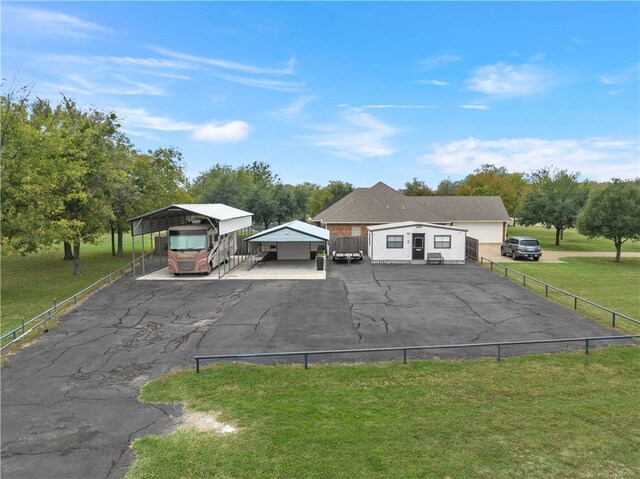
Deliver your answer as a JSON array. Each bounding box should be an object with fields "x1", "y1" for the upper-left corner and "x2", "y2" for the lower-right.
[{"x1": 167, "y1": 221, "x2": 236, "y2": 275}]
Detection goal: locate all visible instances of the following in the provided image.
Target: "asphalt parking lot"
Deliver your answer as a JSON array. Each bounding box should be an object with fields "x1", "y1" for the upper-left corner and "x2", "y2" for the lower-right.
[{"x1": 1, "y1": 260, "x2": 624, "y2": 479}]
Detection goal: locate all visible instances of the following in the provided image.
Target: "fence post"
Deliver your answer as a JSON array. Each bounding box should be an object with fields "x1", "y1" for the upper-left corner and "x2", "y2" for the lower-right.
[
  {"x1": 585, "y1": 339, "x2": 590, "y2": 355},
  {"x1": 545, "y1": 285, "x2": 548, "y2": 297},
  {"x1": 574, "y1": 297, "x2": 578, "y2": 310},
  {"x1": 612, "y1": 313, "x2": 616, "y2": 328},
  {"x1": 403, "y1": 349, "x2": 407, "y2": 364},
  {"x1": 304, "y1": 353, "x2": 308, "y2": 369},
  {"x1": 523, "y1": 276, "x2": 526, "y2": 287},
  {"x1": 497, "y1": 344, "x2": 501, "y2": 362},
  {"x1": 196, "y1": 358, "x2": 200, "y2": 374}
]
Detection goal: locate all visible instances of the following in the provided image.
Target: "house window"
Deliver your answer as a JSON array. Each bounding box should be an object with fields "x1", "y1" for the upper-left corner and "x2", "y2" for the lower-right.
[
  {"x1": 434, "y1": 235, "x2": 451, "y2": 249},
  {"x1": 351, "y1": 226, "x2": 361, "y2": 236},
  {"x1": 386, "y1": 235, "x2": 403, "y2": 249}
]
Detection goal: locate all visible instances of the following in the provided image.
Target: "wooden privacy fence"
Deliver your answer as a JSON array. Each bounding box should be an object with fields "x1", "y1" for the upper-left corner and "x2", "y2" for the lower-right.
[
  {"x1": 465, "y1": 236, "x2": 479, "y2": 261},
  {"x1": 329, "y1": 235, "x2": 368, "y2": 255}
]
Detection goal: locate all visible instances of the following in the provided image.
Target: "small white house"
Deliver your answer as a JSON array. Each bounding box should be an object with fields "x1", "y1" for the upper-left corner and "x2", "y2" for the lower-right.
[{"x1": 368, "y1": 222, "x2": 467, "y2": 264}]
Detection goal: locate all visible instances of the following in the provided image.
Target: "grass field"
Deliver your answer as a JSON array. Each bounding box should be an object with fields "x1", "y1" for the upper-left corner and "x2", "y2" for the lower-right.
[
  {"x1": 505, "y1": 225, "x2": 640, "y2": 252},
  {"x1": 1, "y1": 236, "x2": 139, "y2": 335},
  {"x1": 130, "y1": 346, "x2": 640, "y2": 479},
  {"x1": 490, "y1": 226, "x2": 640, "y2": 335},
  {"x1": 488, "y1": 257, "x2": 640, "y2": 335}
]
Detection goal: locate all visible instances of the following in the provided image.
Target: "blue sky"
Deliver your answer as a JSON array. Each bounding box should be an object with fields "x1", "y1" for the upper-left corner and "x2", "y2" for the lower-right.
[{"x1": 2, "y1": 1, "x2": 639, "y2": 189}]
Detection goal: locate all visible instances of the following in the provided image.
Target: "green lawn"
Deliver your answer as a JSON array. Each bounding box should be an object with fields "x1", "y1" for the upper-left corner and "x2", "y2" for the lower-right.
[
  {"x1": 130, "y1": 346, "x2": 640, "y2": 479},
  {"x1": 485, "y1": 257, "x2": 640, "y2": 335},
  {"x1": 1, "y1": 236, "x2": 141, "y2": 336},
  {"x1": 505, "y1": 225, "x2": 640, "y2": 252}
]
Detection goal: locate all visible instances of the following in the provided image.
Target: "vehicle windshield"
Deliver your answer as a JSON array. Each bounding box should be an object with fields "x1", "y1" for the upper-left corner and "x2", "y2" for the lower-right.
[
  {"x1": 521, "y1": 240, "x2": 539, "y2": 246},
  {"x1": 169, "y1": 230, "x2": 207, "y2": 250}
]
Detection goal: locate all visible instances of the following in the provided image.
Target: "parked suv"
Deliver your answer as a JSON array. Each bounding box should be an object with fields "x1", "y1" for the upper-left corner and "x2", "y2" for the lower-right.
[{"x1": 501, "y1": 237, "x2": 542, "y2": 261}]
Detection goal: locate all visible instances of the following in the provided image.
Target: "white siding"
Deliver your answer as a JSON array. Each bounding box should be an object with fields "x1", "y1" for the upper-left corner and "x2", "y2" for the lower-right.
[
  {"x1": 369, "y1": 224, "x2": 466, "y2": 263},
  {"x1": 278, "y1": 242, "x2": 311, "y2": 260},
  {"x1": 451, "y1": 222, "x2": 504, "y2": 243}
]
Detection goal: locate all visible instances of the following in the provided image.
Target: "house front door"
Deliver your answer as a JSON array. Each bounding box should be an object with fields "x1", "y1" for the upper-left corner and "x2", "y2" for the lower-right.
[{"x1": 412, "y1": 234, "x2": 425, "y2": 260}]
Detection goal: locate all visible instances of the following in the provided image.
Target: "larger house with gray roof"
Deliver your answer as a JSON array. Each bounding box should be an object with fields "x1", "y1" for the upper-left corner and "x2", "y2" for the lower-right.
[{"x1": 311, "y1": 181, "x2": 510, "y2": 244}]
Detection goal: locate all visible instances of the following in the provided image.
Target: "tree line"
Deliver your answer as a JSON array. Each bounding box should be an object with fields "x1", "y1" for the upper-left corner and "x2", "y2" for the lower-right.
[
  {"x1": 2, "y1": 87, "x2": 638, "y2": 274},
  {"x1": 0, "y1": 88, "x2": 355, "y2": 275}
]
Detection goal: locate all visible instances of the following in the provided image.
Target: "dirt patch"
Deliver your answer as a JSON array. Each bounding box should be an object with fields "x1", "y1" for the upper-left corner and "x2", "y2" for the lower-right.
[{"x1": 180, "y1": 411, "x2": 238, "y2": 434}]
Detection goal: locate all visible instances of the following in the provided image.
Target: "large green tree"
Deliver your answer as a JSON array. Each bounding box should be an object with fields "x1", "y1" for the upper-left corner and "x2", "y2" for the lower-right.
[
  {"x1": 458, "y1": 164, "x2": 528, "y2": 219},
  {"x1": 518, "y1": 168, "x2": 589, "y2": 246},
  {"x1": 2, "y1": 92, "x2": 122, "y2": 275},
  {"x1": 309, "y1": 181, "x2": 353, "y2": 217},
  {"x1": 108, "y1": 145, "x2": 190, "y2": 257},
  {"x1": 401, "y1": 178, "x2": 434, "y2": 196},
  {"x1": 576, "y1": 179, "x2": 640, "y2": 262}
]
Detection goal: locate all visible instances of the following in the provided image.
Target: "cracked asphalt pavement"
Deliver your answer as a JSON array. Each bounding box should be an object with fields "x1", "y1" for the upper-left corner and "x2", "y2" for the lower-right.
[{"x1": 1, "y1": 261, "x2": 621, "y2": 478}]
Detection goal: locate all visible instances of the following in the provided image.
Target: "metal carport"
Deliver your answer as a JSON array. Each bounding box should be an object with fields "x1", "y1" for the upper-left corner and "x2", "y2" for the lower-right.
[
  {"x1": 128, "y1": 204, "x2": 253, "y2": 278},
  {"x1": 246, "y1": 220, "x2": 330, "y2": 260}
]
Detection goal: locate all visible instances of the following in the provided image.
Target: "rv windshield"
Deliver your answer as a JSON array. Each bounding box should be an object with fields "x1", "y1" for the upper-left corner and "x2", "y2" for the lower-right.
[{"x1": 169, "y1": 230, "x2": 207, "y2": 250}]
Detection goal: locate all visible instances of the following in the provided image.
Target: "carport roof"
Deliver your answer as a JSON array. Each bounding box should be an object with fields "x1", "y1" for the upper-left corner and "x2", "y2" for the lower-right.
[
  {"x1": 129, "y1": 204, "x2": 253, "y2": 236},
  {"x1": 246, "y1": 220, "x2": 330, "y2": 242}
]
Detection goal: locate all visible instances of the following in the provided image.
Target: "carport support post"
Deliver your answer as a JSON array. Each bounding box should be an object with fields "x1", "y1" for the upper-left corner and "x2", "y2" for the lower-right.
[
  {"x1": 141, "y1": 233, "x2": 146, "y2": 276},
  {"x1": 131, "y1": 228, "x2": 136, "y2": 279}
]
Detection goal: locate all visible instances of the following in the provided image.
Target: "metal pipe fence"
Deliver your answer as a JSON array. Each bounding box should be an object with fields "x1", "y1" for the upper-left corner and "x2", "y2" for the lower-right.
[
  {"x1": 195, "y1": 334, "x2": 639, "y2": 372},
  {"x1": 1, "y1": 251, "x2": 154, "y2": 351},
  {"x1": 480, "y1": 257, "x2": 640, "y2": 329}
]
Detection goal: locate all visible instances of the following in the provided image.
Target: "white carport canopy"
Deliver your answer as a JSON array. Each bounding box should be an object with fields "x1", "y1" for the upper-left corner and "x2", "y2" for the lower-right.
[
  {"x1": 129, "y1": 204, "x2": 253, "y2": 237},
  {"x1": 128, "y1": 204, "x2": 253, "y2": 277}
]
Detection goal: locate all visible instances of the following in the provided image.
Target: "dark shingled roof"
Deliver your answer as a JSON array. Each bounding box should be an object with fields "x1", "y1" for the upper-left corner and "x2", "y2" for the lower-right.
[{"x1": 312, "y1": 182, "x2": 510, "y2": 224}]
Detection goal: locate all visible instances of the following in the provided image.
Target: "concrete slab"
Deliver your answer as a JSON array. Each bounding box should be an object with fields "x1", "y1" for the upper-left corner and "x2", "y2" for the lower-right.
[
  {"x1": 1, "y1": 260, "x2": 633, "y2": 479},
  {"x1": 137, "y1": 258, "x2": 326, "y2": 281}
]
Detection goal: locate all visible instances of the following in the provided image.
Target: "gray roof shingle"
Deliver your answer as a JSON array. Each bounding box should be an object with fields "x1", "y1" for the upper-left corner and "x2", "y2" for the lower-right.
[{"x1": 312, "y1": 182, "x2": 509, "y2": 224}]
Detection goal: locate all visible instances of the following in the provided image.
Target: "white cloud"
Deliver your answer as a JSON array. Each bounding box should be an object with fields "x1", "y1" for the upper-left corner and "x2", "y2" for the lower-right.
[
  {"x1": 420, "y1": 137, "x2": 640, "y2": 181},
  {"x1": 598, "y1": 63, "x2": 640, "y2": 86},
  {"x1": 3, "y1": 6, "x2": 112, "y2": 39},
  {"x1": 303, "y1": 108, "x2": 397, "y2": 161},
  {"x1": 117, "y1": 107, "x2": 250, "y2": 143},
  {"x1": 271, "y1": 95, "x2": 317, "y2": 121},
  {"x1": 459, "y1": 104, "x2": 490, "y2": 110},
  {"x1": 153, "y1": 47, "x2": 296, "y2": 76},
  {"x1": 191, "y1": 121, "x2": 250, "y2": 143},
  {"x1": 118, "y1": 108, "x2": 196, "y2": 132},
  {"x1": 211, "y1": 72, "x2": 306, "y2": 92},
  {"x1": 419, "y1": 53, "x2": 461, "y2": 71},
  {"x1": 466, "y1": 62, "x2": 550, "y2": 98},
  {"x1": 416, "y1": 79, "x2": 449, "y2": 86},
  {"x1": 53, "y1": 74, "x2": 166, "y2": 97},
  {"x1": 362, "y1": 104, "x2": 435, "y2": 109}
]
